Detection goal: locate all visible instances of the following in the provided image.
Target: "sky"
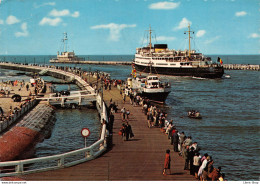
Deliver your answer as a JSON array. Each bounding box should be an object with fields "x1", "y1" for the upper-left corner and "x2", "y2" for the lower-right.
[{"x1": 0, "y1": 0, "x2": 259, "y2": 55}]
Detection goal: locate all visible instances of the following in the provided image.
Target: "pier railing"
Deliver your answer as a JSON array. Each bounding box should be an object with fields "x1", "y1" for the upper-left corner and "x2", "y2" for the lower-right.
[{"x1": 0, "y1": 97, "x2": 108, "y2": 177}]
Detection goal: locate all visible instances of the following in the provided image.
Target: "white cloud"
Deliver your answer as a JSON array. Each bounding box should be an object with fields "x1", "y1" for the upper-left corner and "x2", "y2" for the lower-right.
[
  {"x1": 204, "y1": 36, "x2": 221, "y2": 44},
  {"x1": 39, "y1": 17, "x2": 62, "y2": 26},
  {"x1": 149, "y1": 1, "x2": 180, "y2": 10},
  {"x1": 15, "y1": 22, "x2": 29, "y2": 37},
  {"x1": 249, "y1": 33, "x2": 260, "y2": 38},
  {"x1": 174, "y1": 17, "x2": 191, "y2": 30},
  {"x1": 156, "y1": 36, "x2": 176, "y2": 41},
  {"x1": 6, "y1": 15, "x2": 20, "y2": 25},
  {"x1": 235, "y1": 11, "x2": 247, "y2": 17},
  {"x1": 0, "y1": 19, "x2": 4, "y2": 24},
  {"x1": 71, "y1": 11, "x2": 80, "y2": 18},
  {"x1": 49, "y1": 9, "x2": 69, "y2": 17},
  {"x1": 34, "y1": 2, "x2": 56, "y2": 8},
  {"x1": 49, "y1": 9, "x2": 80, "y2": 18},
  {"x1": 91, "y1": 23, "x2": 136, "y2": 41},
  {"x1": 196, "y1": 30, "x2": 206, "y2": 37}
]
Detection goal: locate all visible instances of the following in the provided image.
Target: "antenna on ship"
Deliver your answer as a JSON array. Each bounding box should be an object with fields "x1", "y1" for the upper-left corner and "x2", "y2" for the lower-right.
[
  {"x1": 62, "y1": 32, "x2": 68, "y2": 52},
  {"x1": 184, "y1": 24, "x2": 194, "y2": 58}
]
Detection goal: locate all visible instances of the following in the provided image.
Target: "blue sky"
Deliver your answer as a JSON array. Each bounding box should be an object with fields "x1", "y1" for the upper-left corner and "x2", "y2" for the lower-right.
[{"x1": 0, "y1": 0, "x2": 259, "y2": 55}]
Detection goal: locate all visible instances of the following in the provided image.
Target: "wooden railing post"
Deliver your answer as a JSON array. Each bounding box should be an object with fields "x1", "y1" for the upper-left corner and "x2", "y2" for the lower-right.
[
  {"x1": 15, "y1": 162, "x2": 24, "y2": 174},
  {"x1": 58, "y1": 157, "x2": 65, "y2": 168}
]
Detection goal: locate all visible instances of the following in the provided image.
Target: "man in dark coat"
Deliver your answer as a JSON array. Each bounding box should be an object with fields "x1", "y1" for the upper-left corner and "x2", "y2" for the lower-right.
[
  {"x1": 124, "y1": 121, "x2": 132, "y2": 141},
  {"x1": 173, "y1": 130, "x2": 179, "y2": 152},
  {"x1": 188, "y1": 147, "x2": 195, "y2": 175}
]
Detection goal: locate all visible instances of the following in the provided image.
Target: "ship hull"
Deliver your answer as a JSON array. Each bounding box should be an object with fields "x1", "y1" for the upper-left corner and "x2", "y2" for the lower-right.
[
  {"x1": 134, "y1": 64, "x2": 224, "y2": 79},
  {"x1": 141, "y1": 91, "x2": 170, "y2": 103}
]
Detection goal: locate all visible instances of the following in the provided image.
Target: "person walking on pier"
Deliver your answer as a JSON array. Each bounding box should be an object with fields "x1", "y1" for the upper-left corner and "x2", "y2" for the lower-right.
[
  {"x1": 163, "y1": 149, "x2": 171, "y2": 176},
  {"x1": 124, "y1": 121, "x2": 133, "y2": 141},
  {"x1": 121, "y1": 107, "x2": 126, "y2": 121},
  {"x1": 122, "y1": 93, "x2": 126, "y2": 104},
  {"x1": 26, "y1": 83, "x2": 29, "y2": 91}
]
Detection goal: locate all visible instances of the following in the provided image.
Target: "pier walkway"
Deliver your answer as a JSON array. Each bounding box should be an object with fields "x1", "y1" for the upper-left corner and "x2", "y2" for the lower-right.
[{"x1": 21, "y1": 86, "x2": 195, "y2": 181}]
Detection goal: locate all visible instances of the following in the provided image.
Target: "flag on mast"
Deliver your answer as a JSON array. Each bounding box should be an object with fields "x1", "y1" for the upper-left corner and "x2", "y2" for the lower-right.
[{"x1": 217, "y1": 57, "x2": 223, "y2": 64}]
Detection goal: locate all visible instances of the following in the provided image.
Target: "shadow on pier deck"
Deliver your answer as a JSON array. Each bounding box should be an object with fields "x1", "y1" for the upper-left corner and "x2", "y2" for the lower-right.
[{"x1": 21, "y1": 87, "x2": 195, "y2": 181}]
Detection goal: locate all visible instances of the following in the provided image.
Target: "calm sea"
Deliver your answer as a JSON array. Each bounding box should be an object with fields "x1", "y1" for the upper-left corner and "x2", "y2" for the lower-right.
[{"x1": 0, "y1": 55, "x2": 259, "y2": 181}]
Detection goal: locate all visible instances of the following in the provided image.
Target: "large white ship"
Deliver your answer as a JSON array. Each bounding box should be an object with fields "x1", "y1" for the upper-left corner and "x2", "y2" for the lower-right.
[
  {"x1": 133, "y1": 25, "x2": 224, "y2": 79},
  {"x1": 50, "y1": 33, "x2": 83, "y2": 63}
]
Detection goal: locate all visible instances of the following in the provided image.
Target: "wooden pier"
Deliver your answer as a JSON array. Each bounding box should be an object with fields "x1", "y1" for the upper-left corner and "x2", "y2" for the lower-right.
[{"x1": 21, "y1": 86, "x2": 196, "y2": 181}]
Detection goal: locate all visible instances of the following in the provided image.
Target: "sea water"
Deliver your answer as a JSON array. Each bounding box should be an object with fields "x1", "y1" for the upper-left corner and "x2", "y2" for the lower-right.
[{"x1": 0, "y1": 55, "x2": 259, "y2": 180}]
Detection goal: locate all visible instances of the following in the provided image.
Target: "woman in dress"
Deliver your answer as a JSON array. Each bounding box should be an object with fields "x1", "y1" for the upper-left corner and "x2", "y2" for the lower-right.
[{"x1": 163, "y1": 149, "x2": 171, "y2": 176}]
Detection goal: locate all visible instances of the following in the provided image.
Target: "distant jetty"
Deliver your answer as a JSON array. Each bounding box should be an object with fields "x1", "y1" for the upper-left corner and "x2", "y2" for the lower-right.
[
  {"x1": 49, "y1": 60, "x2": 259, "y2": 71},
  {"x1": 49, "y1": 60, "x2": 132, "y2": 65},
  {"x1": 223, "y1": 64, "x2": 259, "y2": 71}
]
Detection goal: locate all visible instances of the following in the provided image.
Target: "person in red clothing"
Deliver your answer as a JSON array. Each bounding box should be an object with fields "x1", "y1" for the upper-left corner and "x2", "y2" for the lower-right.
[{"x1": 163, "y1": 149, "x2": 171, "y2": 176}]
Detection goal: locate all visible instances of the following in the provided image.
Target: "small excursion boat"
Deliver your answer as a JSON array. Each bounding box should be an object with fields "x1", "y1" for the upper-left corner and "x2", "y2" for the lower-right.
[
  {"x1": 188, "y1": 110, "x2": 202, "y2": 119},
  {"x1": 128, "y1": 74, "x2": 171, "y2": 104}
]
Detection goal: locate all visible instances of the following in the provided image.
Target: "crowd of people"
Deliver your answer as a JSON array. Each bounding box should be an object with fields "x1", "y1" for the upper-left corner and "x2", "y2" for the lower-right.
[{"x1": 119, "y1": 88, "x2": 226, "y2": 181}]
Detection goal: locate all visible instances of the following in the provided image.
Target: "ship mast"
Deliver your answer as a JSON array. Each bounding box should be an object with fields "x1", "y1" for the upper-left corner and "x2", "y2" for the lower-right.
[
  {"x1": 62, "y1": 32, "x2": 68, "y2": 52},
  {"x1": 184, "y1": 24, "x2": 194, "y2": 58},
  {"x1": 146, "y1": 25, "x2": 153, "y2": 54}
]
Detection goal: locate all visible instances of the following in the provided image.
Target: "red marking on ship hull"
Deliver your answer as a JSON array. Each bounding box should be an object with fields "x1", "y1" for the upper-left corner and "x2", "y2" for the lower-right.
[{"x1": 0, "y1": 126, "x2": 40, "y2": 162}]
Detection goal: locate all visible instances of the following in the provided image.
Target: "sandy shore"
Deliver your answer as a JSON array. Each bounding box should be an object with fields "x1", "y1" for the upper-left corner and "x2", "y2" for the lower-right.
[{"x1": 0, "y1": 81, "x2": 35, "y2": 116}]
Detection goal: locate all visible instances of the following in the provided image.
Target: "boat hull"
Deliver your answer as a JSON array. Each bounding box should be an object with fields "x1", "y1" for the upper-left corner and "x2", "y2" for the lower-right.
[
  {"x1": 141, "y1": 91, "x2": 170, "y2": 103},
  {"x1": 134, "y1": 64, "x2": 224, "y2": 79},
  {"x1": 188, "y1": 115, "x2": 202, "y2": 119}
]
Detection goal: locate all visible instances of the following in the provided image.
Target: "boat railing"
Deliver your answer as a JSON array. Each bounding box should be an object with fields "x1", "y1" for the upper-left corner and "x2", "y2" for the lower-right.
[{"x1": 0, "y1": 94, "x2": 108, "y2": 177}]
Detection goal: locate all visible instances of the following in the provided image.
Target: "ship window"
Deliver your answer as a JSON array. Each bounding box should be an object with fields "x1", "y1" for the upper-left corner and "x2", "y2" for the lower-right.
[{"x1": 157, "y1": 63, "x2": 168, "y2": 65}]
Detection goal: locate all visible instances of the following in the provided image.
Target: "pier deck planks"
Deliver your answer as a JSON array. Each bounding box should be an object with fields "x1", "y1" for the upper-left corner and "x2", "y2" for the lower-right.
[{"x1": 22, "y1": 86, "x2": 196, "y2": 181}]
